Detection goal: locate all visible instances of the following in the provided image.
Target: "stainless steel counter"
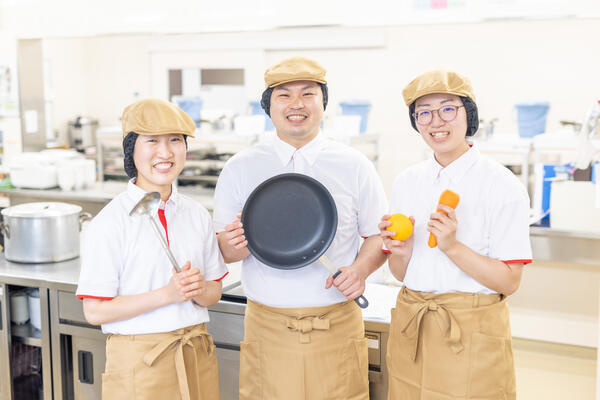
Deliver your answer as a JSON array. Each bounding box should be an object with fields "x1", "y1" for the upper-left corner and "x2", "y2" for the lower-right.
[
  {"x1": 0, "y1": 182, "x2": 215, "y2": 215},
  {"x1": 0, "y1": 255, "x2": 79, "y2": 292},
  {"x1": 530, "y1": 226, "x2": 600, "y2": 265}
]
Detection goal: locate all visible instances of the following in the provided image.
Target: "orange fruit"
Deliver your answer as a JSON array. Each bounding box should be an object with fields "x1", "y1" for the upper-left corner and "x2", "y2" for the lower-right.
[{"x1": 386, "y1": 213, "x2": 413, "y2": 241}]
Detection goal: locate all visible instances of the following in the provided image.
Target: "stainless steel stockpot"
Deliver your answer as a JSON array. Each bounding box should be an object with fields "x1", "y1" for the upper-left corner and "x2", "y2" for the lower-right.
[{"x1": 0, "y1": 202, "x2": 91, "y2": 263}]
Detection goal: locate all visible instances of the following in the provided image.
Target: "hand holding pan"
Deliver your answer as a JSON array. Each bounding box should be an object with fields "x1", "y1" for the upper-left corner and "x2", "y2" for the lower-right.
[
  {"x1": 241, "y1": 173, "x2": 369, "y2": 309},
  {"x1": 319, "y1": 255, "x2": 369, "y2": 308}
]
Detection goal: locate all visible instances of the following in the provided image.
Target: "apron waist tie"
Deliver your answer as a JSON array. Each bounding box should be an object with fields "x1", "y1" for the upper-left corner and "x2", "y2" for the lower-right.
[
  {"x1": 142, "y1": 325, "x2": 211, "y2": 400},
  {"x1": 400, "y1": 300, "x2": 463, "y2": 361},
  {"x1": 286, "y1": 316, "x2": 331, "y2": 344}
]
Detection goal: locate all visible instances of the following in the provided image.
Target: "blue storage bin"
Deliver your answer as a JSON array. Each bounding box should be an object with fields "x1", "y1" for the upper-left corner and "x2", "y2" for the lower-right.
[
  {"x1": 249, "y1": 100, "x2": 274, "y2": 131},
  {"x1": 515, "y1": 101, "x2": 550, "y2": 138},
  {"x1": 339, "y1": 100, "x2": 371, "y2": 134},
  {"x1": 173, "y1": 97, "x2": 203, "y2": 127}
]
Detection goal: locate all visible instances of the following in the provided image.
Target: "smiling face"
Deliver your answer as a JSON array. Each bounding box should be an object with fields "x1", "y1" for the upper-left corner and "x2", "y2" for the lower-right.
[
  {"x1": 269, "y1": 80, "x2": 324, "y2": 148},
  {"x1": 133, "y1": 134, "x2": 186, "y2": 198},
  {"x1": 414, "y1": 93, "x2": 470, "y2": 166}
]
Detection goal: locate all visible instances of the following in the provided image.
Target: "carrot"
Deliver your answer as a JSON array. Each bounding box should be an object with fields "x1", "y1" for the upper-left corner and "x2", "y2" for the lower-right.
[{"x1": 428, "y1": 190, "x2": 460, "y2": 248}]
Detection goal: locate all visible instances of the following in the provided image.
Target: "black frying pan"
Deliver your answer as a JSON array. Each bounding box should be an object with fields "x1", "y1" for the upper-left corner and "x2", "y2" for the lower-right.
[{"x1": 241, "y1": 173, "x2": 368, "y2": 308}]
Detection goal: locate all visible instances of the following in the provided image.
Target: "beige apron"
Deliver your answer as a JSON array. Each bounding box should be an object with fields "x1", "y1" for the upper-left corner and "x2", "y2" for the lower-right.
[
  {"x1": 240, "y1": 299, "x2": 369, "y2": 400},
  {"x1": 102, "y1": 323, "x2": 219, "y2": 400},
  {"x1": 387, "y1": 286, "x2": 516, "y2": 400}
]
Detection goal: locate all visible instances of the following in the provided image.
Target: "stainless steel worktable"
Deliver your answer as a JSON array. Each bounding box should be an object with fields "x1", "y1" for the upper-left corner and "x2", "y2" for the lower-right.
[{"x1": 0, "y1": 256, "x2": 79, "y2": 292}]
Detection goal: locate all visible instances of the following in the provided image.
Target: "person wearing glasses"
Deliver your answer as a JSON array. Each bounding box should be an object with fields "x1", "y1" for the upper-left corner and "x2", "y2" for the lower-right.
[{"x1": 379, "y1": 70, "x2": 531, "y2": 399}]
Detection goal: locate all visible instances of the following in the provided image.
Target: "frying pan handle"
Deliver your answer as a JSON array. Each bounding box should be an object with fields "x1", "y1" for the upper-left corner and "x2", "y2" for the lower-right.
[{"x1": 332, "y1": 271, "x2": 369, "y2": 309}]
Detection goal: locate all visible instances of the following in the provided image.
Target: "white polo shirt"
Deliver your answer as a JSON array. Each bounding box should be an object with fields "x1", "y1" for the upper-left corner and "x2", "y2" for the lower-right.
[
  {"x1": 76, "y1": 180, "x2": 228, "y2": 335},
  {"x1": 214, "y1": 133, "x2": 388, "y2": 308},
  {"x1": 388, "y1": 146, "x2": 532, "y2": 294}
]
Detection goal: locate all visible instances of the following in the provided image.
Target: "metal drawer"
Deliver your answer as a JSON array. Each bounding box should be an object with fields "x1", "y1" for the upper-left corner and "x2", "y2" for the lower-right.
[
  {"x1": 206, "y1": 310, "x2": 244, "y2": 348},
  {"x1": 365, "y1": 331, "x2": 381, "y2": 367},
  {"x1": 58, "y1": 291, "x2": 87, "y2": 324}
]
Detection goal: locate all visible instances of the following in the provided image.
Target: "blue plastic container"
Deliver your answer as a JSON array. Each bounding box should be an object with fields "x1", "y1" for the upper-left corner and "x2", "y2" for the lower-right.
[
  {"x1": 515, "y1": 101, "x2": 550, "y2": 138},
  {"x1": 174, "y1": 97, "x2": 203, "y2": 127},
  {"x1": 249, "y1": 100, "x2": 274, "y2": 131},
  {"x1": 339, "y1": 100, "x2": 372, "y2": 134}
]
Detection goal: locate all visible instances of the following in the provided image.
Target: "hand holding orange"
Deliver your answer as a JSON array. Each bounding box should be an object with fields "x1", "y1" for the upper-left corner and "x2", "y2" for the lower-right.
[{"x1": 386, "y1": 213, "x2": 413, "y2": 241}]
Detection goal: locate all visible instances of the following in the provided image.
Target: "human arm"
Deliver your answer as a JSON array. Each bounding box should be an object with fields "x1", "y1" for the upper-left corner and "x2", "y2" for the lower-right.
[
  {"x1": 325, "y1": 235, "x2": 388, "y2": 300},
  {"x1": 216, "y1": 211, "x2": 250, "y2": 263},
  {"x1": 429, "y1": 204, "x2": 523, "y2": 295},
  {"x1": 378, "y1": 214, "x2": 415, "y2": 282},
  {"x1": 82, "y1": 261, "x2": 208, "y2": 325}
]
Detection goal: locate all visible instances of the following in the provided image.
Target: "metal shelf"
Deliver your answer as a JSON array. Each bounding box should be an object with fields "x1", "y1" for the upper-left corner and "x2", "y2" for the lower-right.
[
  {"x1": 11, "y1": 322, "x2": 42, "y2": 347},
  {"x1": 178, "y1": 175, "x2": 219, "y2": 184}
]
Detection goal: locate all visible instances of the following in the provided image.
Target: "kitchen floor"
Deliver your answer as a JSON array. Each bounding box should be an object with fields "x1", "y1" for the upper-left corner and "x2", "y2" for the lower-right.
[{"x1": 514, "y1": 338, "x2": 596, "y2": 399}]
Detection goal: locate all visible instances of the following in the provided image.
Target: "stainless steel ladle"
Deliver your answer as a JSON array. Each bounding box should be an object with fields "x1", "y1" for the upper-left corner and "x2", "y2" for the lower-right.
[{"x1": 129, "y1": 192, "x2": 181, "y2": 272}]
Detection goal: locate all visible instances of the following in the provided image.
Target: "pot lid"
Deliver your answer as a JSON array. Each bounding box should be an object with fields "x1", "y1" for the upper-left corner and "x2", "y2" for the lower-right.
[{"x1": 1, "y1": 202, "x2": 82, "y2": 218}]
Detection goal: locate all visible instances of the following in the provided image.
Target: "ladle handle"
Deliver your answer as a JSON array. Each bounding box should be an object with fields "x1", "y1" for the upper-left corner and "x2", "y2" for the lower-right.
[{"x1": 147, "y1": 215, "x2": 181, "y2": 272}]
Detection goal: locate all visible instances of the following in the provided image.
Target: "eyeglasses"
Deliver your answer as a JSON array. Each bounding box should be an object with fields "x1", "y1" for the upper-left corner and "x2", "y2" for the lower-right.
[{"x1": 412, "y1": 105, "x2": 464, "y2": 125}]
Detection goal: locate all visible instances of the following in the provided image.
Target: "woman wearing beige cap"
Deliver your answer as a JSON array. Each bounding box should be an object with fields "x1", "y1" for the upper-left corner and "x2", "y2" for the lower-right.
[
  {"x1": 76, "y1": 98, "x2": 228, "y2": 399},
  {"x1": 379, "y1": 71, "x2": 531, "y2": 399}
]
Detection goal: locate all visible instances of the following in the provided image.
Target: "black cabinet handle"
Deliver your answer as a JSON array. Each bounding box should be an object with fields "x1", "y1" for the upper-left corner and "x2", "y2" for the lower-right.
[{"x1": 78, "y1": 350, "x2": 94, "y2": 384}]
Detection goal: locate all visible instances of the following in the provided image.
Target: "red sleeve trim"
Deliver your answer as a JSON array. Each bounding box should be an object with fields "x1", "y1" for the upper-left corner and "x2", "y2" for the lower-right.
[
  {"x1": 215, "y1": 232, "x2": 219, "y2": 235},
  {"x1": 77, "y1": 294, "x2": 114, "y2": 301},
  {"x1": 503, "y1": 259, "x2": 532, "y2": 265},
  {"x1": 382, "y1": 249, "x2": 391, "y2": 254},
  {"x1": 361, "y1": 236, "x2": 368, "y2": 239},
  {"x1": 214, "y1": 271, "x2": 229, "y2": 282}
]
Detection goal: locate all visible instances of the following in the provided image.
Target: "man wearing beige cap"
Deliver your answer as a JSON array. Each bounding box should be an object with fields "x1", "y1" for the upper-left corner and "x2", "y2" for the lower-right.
[
  {"x1": 379, "y1": 70, "x2": 531, "y2": 399},
  {"x1": 214, "y1": 57, "x2": 388, "y2": 399},
  {"x1": 77, "y1": 98, "x2": 228, "y2": 399}
]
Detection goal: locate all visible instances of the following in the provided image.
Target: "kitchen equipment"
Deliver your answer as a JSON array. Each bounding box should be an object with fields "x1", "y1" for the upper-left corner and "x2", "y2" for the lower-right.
[
  {"x1": 56, "y1": 164, "x2": 76, "y2": 191},
  {"x1": 339, "y1": 100, "x2": 372, "y2": 134},
  {"x1": 53, "y1": 290, "x2": 107, "y2": 399},
  {"x1": 249, "y1": 100, "x2": 275, "y2": 131},
  {"x1": 28, "y1": 288, "x2": 41, "y2": 330},
  {"x1": 550, "y1": 180, "x2": 600, "y2": 233},
  {"x1": 575, "y1": 100, "x2": 600, "y2": 169},
  {"x1": 241, "y1": 173, "x2": 368, "y2": 308},
  {"x1": 129, "y1": 192, "x2": 181, "y2": 273},
  {"x1": 0, "y1": 202, "x2": 91, "y2": 263},
  {"x1": 515, "y1": 101, "x2": 550, "y2": 138},
  {"x1": 6, "y1": 150, "x2": 86, "y2": 189},
  {"x1": 6, "y1": 153, "x2": 58, "y2": 189},
  {"x1": 10, "y1": 290, "x2": 29, "y2": 325},
  {"x1": 68, "y1": 116, "x2": 98, "y2": 149}
]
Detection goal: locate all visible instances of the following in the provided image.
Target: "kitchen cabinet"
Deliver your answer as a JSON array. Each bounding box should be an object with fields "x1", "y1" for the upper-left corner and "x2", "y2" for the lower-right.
[
  {"x1": 0, "y1": 283, "x2": 52, "y2": 400},
  {"x1": 49, "y1": 290, "x2": 106, "y2": 400},
  {"x1": 0, "y1": 257, "x2": 105, "y2": 400}
]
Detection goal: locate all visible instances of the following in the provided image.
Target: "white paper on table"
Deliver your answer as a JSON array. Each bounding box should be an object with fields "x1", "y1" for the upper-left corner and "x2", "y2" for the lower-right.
[{"x1": 361, "y1": 283, "x2": 402, "y2": 323}]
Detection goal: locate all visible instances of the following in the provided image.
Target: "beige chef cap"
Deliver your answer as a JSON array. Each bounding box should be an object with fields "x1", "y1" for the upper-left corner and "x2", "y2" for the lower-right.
[
  {"x1": 402, "y1": 70, "x2": 476, "y2": 106},
  {"x1": 121, "y1": 98, "x2": 196, "y2": 138},
  {"x1": 264, "y1": 56, "x2": 327, "y2": 89}
]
